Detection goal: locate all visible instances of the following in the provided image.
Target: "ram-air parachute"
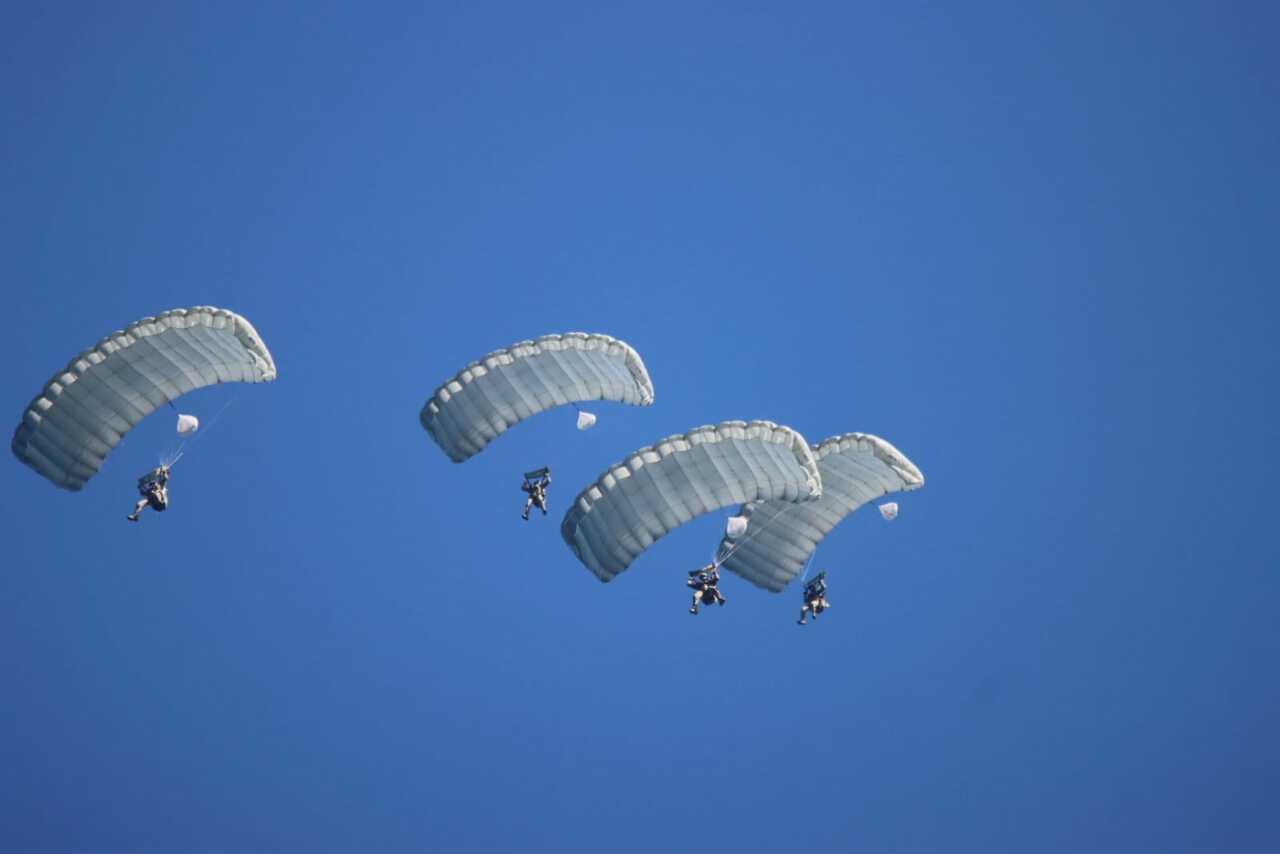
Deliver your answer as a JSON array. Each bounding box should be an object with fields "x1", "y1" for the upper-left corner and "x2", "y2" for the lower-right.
[
  {"x1": 11, "y1": 307, "x2": 276, "y2": 491},
  {"x1": 420, "y1": 333, "x2": 654, "y2": 462},
  {"x1": 561, "y1": 420, "x2": 822, "y2": 582},
  {"x1": 716, "y1": 433, "x2": 923, "y2": 592}
]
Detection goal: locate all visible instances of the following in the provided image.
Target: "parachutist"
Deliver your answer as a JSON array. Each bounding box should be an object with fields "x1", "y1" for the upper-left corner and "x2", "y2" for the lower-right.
[
  {"x1": 521, "y1": 468, "x2": 551, "y2": 521},
  {"x1": 687, "y1": 563, "x2": 725, "y2": 614},
  {"x1": 127, "y1": 465, "x2": 170, "y2": 523},
  {"x1": 797, "y1": 572, "x2": 829, "y2": 625}
]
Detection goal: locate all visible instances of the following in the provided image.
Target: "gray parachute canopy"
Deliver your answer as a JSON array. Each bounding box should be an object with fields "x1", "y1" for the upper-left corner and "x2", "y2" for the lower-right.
[
  {"x1": 716, "y1": 433, "x2": 923, "y2": 592},
  {"x1": 11, "y1": 307, "x2": 276, "y2": 491},
  {"x1": 420, "y1": 332, "x2": 655, "y2": 462},
  {"x1": 561, "y1": 420, "x2": 823, "y2": 582}
]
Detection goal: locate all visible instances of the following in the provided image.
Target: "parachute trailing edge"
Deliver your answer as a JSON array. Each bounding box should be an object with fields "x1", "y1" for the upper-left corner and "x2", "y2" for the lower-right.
[
  {"x1": 561, "y1": 420, "x2": 822, "y2": 583},
  {"x1": 716, "y1": 433, "x2": 923, "y2": 593},
  {"x1": 420, "y1": 332, "x2": 654, "y2": 463},
  {"x1": 11, "y1": 306, "x2": 276, "y2": 491}
]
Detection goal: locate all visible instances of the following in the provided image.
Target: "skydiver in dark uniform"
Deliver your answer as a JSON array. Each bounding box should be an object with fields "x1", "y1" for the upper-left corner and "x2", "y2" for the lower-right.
[
  {"x1": 687, "y1": 563, "x2": 726, "y2": 614},
  {"x1": 797, "y1": 571, "x2": 830, "y2": 625},
  {"x1": 521, "y1": 468, "x2": 552, "y2": 520},
  {"x1": 127, "y1": 465, "x2": 171, "y2": 523}
]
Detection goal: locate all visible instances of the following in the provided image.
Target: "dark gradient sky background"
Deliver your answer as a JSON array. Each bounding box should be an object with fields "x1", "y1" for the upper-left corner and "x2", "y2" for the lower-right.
[{"x1": 2, "y1": 3, "x2": 1276, "y2": 852}]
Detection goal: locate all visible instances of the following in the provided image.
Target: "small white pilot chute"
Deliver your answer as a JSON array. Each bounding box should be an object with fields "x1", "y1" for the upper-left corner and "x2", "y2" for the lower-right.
[
  {"x1": 725, "y1": 515, "x2": 749, "y2": 538},
  {"x1": 576, "y1": 410, "x2": 598, "y2": 430},
  {"x1": 176, "y1": 413, "x2": 200, "y2": 436},
  {"x1": 878, "y1": 502, "x2": 899, "y2": 520}
]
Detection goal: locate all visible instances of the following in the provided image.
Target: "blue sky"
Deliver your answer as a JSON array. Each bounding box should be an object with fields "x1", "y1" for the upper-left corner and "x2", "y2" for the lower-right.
[{"x1": 2, "y1": 2, "x2": 1277, "y2": 852}]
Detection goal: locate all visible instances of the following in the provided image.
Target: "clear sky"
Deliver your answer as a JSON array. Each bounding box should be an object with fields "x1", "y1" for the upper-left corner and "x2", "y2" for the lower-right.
[{"x1": 2, "y1": 2, "x2": 1277, "y2": 852}]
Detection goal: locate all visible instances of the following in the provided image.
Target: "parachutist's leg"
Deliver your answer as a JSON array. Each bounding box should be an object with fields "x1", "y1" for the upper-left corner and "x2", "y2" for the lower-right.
[
  {"x1": 690, "y1": 589, "x2": 704, "y2": 614},
  {"x1": 798, "y1": 604, "x2": 810, "y2": 625},
  {"x1": 522, "y1": 497, "x2": 533, "y2": 521},
  {"x1": 128, "y1": 498, "x2": 147, "y2": 522}
]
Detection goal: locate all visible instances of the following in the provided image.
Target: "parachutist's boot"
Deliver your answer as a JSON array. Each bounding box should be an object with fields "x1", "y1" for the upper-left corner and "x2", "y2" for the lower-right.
[{"x1": 127, "y1": 514, "x2": 139, "y2": 522}]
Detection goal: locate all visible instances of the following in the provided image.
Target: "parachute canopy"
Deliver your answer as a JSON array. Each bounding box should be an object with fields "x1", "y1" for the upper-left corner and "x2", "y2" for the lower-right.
[
  {"x1": 878, "y1": 501, "x2": 900, "y2": 520},
  {"x1": 176, "y1": 413, "x2": 200, "y2": 436},
  {"x1": 576, "y1": 410, "x2": 598, "y2": 431},
  {"x1": 561, "y1": 420, "x2": 822, "y2": 582},
  {"x1": 420, "y1": 333, "x2": 654, "y2": 463},
  {"x1": 725, "y1": 515, "x2": 749, "y2": 538},
  {"x1": 716, "y1": 433, "x2": 923, "y2": 592},
  {"x1": 12, "y1": 306, "x2": 276, "y2": 491}
]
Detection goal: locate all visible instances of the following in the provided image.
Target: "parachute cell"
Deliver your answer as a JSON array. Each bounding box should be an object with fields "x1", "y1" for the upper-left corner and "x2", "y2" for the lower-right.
[
  {"x1": 11, "y1": 306, "x2": 276, "y2": 490},
  {"x1": 716, "y1": 433, "x2": 923, "y2": 592},
  {"x1": 561, "y1": 420, "x2": 822, "y2": 582},
  {"x1": 420, "y1": 333, "x2": 654, "y2": 462}
]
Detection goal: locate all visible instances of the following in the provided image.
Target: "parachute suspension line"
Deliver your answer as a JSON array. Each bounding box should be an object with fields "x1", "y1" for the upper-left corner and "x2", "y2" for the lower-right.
[
  {"x1": 714, "y1": 502, "x2": 795, "y2": 567},
  {"x1": 158, "y1": 399, "x2": 181, "y2": 460},
  {"x1": 799, "y1": 548, "x2": 817, "y2": 584},
  {"x1": 167, "y1": 397, "x2": 237, "y2": 470}
]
